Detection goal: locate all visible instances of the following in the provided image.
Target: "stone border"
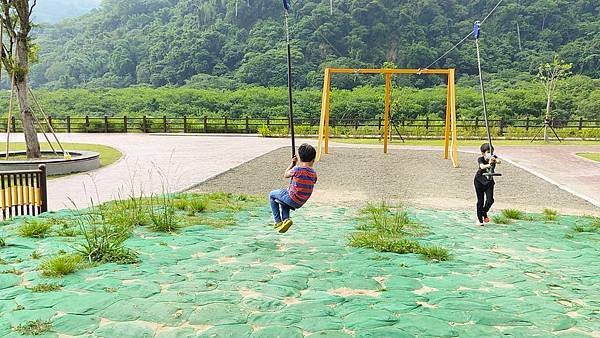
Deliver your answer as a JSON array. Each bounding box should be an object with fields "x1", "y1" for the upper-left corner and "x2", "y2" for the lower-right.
[{"x1": 0, "y1": 150, "x2": 100, "y2": 175}]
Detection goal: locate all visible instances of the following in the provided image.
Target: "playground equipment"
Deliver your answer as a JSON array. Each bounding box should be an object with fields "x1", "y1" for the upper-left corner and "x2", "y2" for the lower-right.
[{"x1": 316, "y1": 68, "x2": 459, "y2": 168}]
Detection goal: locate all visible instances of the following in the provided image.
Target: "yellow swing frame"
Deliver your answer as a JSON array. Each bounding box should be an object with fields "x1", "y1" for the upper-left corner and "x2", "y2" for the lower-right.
[{"x1": 316, "y1": 68, "x2": 459, "y2": 168}]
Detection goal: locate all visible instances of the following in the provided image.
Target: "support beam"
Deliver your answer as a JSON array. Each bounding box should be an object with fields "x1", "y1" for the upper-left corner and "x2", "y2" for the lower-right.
[
  {"x1": 316, "y1": 69, "x2": 331, "y2": 161},
  {"x1": 384, "y1": 74, "x2": 391, "y2": 154},
  {"x1": 444, "y1": 74, "x2": 452, "y2": 160},
  {"x1": 449, "y1": 69, "x2": 459, "y2": 168}
]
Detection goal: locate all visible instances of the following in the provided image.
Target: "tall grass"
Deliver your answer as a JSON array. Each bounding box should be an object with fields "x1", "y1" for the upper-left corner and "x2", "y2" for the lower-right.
[{"x1": 349, "y1": 202, "x2": 449, "y2": 261}]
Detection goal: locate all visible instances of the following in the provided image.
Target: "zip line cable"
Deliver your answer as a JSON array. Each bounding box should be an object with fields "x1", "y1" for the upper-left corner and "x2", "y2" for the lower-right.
[{"x1": 423, "y1": 0, "x2": 505, "y2": 70}]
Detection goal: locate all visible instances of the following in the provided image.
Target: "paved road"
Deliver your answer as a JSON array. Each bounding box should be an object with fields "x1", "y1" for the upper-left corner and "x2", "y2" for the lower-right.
[
  {"x1": 3, "y1": 133, "x2": 289, "y2": 210},
  {"x1": 329, "y1": 142, "x2": 600, "y2": 208}
]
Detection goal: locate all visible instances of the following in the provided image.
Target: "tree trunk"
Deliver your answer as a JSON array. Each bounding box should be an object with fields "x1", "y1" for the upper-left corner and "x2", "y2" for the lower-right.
[
  {"x1": 544, "y1": 95, "x2": 552, "y2": 143},
  {"x1": 15, "y1": 36, "x2": 41, "y2": 158}
]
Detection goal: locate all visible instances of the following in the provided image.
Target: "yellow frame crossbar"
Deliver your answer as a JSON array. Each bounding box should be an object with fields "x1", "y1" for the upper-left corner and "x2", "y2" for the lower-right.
[{"x1": 316, "y1": 67, "x2": 459, "y2": 168}]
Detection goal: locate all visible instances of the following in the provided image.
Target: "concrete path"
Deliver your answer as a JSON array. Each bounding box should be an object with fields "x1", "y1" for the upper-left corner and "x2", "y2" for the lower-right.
[
  {"x1": 330, "y1": 142, "x2": 600, "y2": 208},
  {"x1": 3, "y1": 133, "x2": 289, "y2": 210}
]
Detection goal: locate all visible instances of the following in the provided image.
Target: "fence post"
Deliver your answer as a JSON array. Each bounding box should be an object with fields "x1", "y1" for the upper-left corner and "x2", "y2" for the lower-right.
[
  {"x1": 183, "y1": 115, "x2": 188, "y2": 133},
  {"x1": 143, "y1": 116, "x2": 148, "y2": 133},
  {"x1": 38, "y1": 164, "x2": 48, "y2": 213},
  {"x1": 123, "y1": 116, "x2": 128, "y2": 133},
  {"x1": 66, "y1": 116, "x2": 71, "y2": 133},
  {"x1": 475, "y1": 116, "x2": 479, "y2": 129},
  {"x1": 425, "y1": 116, "x2": 430, "y2": 130},
  {"x1": 499, "y1": 118, "x2": 504, "y2": 135},
  {"x1": 266, "y1": 117, "x2": 270, "y2": 127},
  {"x1": 85, "y1": 115, "x2": 90, "y2": 132},
  {"x1": 578, "y1": 117, "x2": 583, "y2": 130},
  {"x1": 11, "y1": 116, "x2": 16, "y2": 132},
  {"x1": 525, "y1": 116, "x2": 529, "y2": 131},
  {"x1": 245, "y1": 116, "x2": 249, "y2": 133},
  {"x1": 355, "y1": 119, "x2": 359, "y2": 130},
  {"x1": 224, "y1": 117, "x2": 228, "y2": 133},
  {"x1": 163, "y1": 115, "x2": 168, "y2": 133},
  {"x1": 378, "y1": 117, "x2": 382, "y2": 131},
  {"x1": 203, "y1": 116, "x2": 208, "y2": 133},
  {"x1": 48, "y1": 116, "x2": 53, "y2": 129},
  {"x1": 104, "y1": 115, "x2": 109, "y2": 133}
]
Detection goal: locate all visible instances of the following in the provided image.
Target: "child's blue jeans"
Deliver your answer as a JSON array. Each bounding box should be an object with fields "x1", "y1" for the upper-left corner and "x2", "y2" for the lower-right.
[{"x1": 269, "y1": 189, "x2": 300, "y2": 223}]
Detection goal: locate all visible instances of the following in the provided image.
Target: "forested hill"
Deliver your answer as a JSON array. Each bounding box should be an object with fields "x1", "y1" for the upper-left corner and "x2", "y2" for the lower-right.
[{"x1": 31, "y1": 0, "x2": 600, "y2": 89}]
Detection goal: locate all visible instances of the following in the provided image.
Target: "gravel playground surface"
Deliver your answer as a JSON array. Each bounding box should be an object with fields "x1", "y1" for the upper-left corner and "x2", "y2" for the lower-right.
[{"x1": 192, "y1": 147, "x2": 599, "y2": 217}]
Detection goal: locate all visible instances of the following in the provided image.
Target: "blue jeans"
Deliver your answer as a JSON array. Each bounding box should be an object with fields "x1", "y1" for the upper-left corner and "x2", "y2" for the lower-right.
[{"x1": 269, "y1": 189, "x2": 300, "y2": 223}]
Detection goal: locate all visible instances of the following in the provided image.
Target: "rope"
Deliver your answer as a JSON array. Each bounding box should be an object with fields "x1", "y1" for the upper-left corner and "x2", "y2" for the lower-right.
[
  {"x1": 422, "y1": 0, "x2": 505, "y2": 70},
  {"x1": 28, "y1": 87, "x2": 67, "y2": 155}
]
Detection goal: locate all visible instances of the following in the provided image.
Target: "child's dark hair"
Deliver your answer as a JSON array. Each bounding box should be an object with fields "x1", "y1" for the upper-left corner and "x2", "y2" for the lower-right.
[
  {"x1": 480, "y1": 143, "x2": 493, "y2": 153},
  {"x1": 298, "y1": 143, "x2": 316, "y2": 162}
]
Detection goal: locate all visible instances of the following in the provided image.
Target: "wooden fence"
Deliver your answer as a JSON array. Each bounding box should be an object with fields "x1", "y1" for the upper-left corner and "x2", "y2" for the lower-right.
[
  {"x1": 2, "y1": 115, "x2": 600, "y2": 136},
  {"x1": 1, "y1": 165, "x2": 48, "y2": 220}
]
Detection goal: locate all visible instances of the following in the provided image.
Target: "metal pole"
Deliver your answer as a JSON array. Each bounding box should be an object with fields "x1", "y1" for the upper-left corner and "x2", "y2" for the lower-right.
[
  {"x1": 474, "y1": 24, "x2": 493, "y2": 155},
  {"x1": 284, "y1": 9, "x2": 296, "y2": 157}
]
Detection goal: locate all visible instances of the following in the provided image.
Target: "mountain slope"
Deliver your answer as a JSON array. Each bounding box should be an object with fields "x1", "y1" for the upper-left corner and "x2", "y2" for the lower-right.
[{"x1": 30, "y1": 0, "x2": 600, "y2": 89}]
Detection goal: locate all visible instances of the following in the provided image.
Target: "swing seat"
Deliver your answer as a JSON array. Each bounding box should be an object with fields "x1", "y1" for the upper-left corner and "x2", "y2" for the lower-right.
[{"x1": 275, "y1": 199, "x2": 296, "y2": 211}]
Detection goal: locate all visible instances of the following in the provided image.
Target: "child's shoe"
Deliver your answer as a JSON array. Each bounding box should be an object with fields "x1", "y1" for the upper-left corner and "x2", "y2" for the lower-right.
[
  {"x1": 278, "y1": 219, "x2": 294, "y2": 233},
  {"x1": 483, "y1": 216, "x2": 490, "y2": 223},
  {"x1": 476, "y1": 221, "x2": 485, "y2": 227},
  {"x1": 273, "y1": 221, "x2": 283, "y2": 228}
]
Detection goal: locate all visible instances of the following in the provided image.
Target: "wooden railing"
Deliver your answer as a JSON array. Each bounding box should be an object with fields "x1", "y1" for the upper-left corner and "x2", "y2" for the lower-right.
[
  {"x1": 2, "y1": 115, "x2": 600, "y2": 136},
  {"x1": 1, "y1": 165, "x2": 48, "y2": 220}
]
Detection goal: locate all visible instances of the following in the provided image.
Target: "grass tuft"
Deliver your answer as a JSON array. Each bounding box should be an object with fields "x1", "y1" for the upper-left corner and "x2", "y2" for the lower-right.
[
  {"x1": 28, "y1": 283, "x2": 62, "y2": 293},
  {"x1": 348, "y1": 232, "x2": 449, "y2": 261},
  {"x1": 358, "y1": 202, "x2": 424, "y2": 236},
  {"x1": 0, "y1": 237, "x2": 5, "y2": 247},
  {"x1": 542, "y1": 208, "x2": 559, "y2": 221},
  {"x1": 573, "y1": 217, "x2": 600, "y2": 233},
  {"x1": 492, "y1": 215, "x2": 513, "y2": 224},
  {"x1": 501, "y1": 209, "x2": 527, "y2": 220},
  {"x1": 186, "y1": 215, "x2": 236, "y2": 229},
  {"x1": 149, "y1": 195, "x2": 180, "y2": 232},
  {"x1": 39, "y1": 253, "x2": 82, "y2": 277},
  {"x1": 13, "y1": 320, "x2": 52, "y2": 335},
  {"x1": 18, "y1": 219, "x2": 52, "y2": 238},
  {"x1": 419, "y1": 246, "x2": 451, "y2": 261},
  {"x1": 31, "y1": 250, "x2": 42, "y2": 259}
]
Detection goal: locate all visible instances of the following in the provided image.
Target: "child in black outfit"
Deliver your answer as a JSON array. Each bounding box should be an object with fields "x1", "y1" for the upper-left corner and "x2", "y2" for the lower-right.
[{"x1": 474, "y1": 143, "x2": 501, "y2": 226}]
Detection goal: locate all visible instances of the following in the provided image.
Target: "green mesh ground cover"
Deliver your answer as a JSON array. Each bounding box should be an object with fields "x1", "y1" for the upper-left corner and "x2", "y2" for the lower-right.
[{"x1": 0, "y1": 205, "x2": 599, "y2": 337}]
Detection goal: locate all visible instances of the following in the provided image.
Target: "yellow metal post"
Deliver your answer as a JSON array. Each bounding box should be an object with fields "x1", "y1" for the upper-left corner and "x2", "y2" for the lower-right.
[
  {"x1": 316, "y1": 68, "x2": 331, "y2": 162},
  {"x1": 450, "y1": 69, "x2": 459, "y2": 168},
  {"x1": 383, "y1": 74, "x2": 391, "y2": 154},
  {"x1": 444, "y1": 74, "x2": 452, "y2": 160}
]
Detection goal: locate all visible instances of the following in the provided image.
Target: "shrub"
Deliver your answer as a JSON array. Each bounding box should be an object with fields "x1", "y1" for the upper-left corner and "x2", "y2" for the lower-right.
[
  {"x1": 39, "y1": 253, "x2": 82, "y2": 277},
  {"x1": 18, "y1": 219, "x2": 52, "y2": 238}
]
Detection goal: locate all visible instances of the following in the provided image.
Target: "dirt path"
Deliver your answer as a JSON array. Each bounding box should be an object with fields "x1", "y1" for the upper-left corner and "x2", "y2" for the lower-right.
[{"x1": 192, "y1": 147, "x2": 599, "y2": 216}]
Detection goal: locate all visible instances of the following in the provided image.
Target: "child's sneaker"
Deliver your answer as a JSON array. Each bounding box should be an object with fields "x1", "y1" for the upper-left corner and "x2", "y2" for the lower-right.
[
  {"x1": 476, "y1": 221, "x2": 485, "y2": 227},
  {"x1": 273, "y1": 221, "x2": 283, "y2": 228},
  {"x1": 483, "y1": 216, "x2": 490, "y2": 223},
  {"x1": 278, "y1": 219, "x2": 294, "y2": 233}
]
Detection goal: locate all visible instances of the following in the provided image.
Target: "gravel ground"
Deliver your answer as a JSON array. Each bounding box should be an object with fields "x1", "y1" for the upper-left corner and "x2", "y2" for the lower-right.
[{"x1": 191, "y1": 147, "x2": 599, "y2": 216}]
